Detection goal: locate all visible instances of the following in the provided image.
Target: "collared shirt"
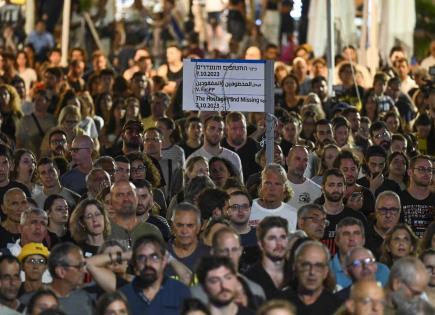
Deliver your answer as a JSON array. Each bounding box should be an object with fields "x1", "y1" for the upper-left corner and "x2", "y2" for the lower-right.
[
  {"x1": 330, "y1": 253, "x2": 390, "y2": 290},
  {"x1": 120, "y1": 276, "x2": 191, "y2": 315}
]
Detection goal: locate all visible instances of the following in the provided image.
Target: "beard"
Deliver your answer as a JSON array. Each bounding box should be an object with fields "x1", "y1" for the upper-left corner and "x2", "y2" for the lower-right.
[
  {"x1": 136, "y1": 267, "x2": 158, "y2": 288},
  {"x1": 324, "y1": 191, "x2": 343, "y2": 202},
  {"x1": 380, "y1": 140, "x2": 391, "y2": 151},
  {"x1": 265, "y1": 250, "x2": 286, "y2": 262},
  {"x1": 209, "y1": 290, "x2": 235, "y2": 307},
  {"x1": 229, "y1": 135, "x2": 245, "y2": 146}
]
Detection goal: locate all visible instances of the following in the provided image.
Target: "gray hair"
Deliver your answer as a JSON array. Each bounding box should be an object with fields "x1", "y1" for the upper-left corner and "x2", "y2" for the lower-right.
[
  {"x1": 171, "y1": 202, "x2": 201, "y2": 225},
  {"x1": 294, "y1": 240, "x2": 331, "y2": 264},
  {"x1": 375, "y1": 190, "x2": 401, "y2": 211},
  {"x1": 387, "y1": 256, "x2": 428, "y2": 289},
  {"x1": 20, "y1": 208, "x2": 48, "y2": 225},
  {"x1": 297, "y1": 203, "x2": 325, "y2": 219}
]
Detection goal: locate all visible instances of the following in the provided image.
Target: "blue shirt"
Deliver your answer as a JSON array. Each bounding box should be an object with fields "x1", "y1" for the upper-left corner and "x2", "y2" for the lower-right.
[
  {"x1": 330, "y1": 253, "x2": 390, "y2": 289},
  {"x1": 120, "y1": 276, "x2": 191, "y2": 315}
]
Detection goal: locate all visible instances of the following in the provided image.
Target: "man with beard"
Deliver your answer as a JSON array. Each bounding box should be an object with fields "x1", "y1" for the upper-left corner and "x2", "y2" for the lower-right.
[
  {"x1": 384, "y1": 257, "x2": 431, "y2": 313},
  {"x1": 0, "y1": 256, "x2": 25, "y2": 313},
  {"x1": 332, "y1": 150, "x2": 375, "y2": 217},
  {"x1": 227, "y1": 191, "x2": 257, "y2": 248},
  {"x1": 133, "y1": 179, "x2": 171, "y2": 241},
  {"x1": 297, "y1": 203, "x2": 328, "y2": 241},
  {"x1": 330, "y1": 219, "x2": 389, "y2": 294},
  {"x1": 47, "y1": 242, "x2": 94, "y2": 315},
  {"x1": 356, "y1": 145, "x2": 401, "y2": 197},
  {"x1": 60, "y1": 135, "x2": 94, "y2": 195},
  {"x1": 120, "y1": 234, "x2": 191, "y2": 315},
  {"x1": 222, "y1": 112, "x2": 260, "y2": 180},
  {"x1": 197, "y1": 256, "x2": 255, "y2": 315},
  {"x1": 286, "y1": 146, "x2": 321, "y2": 209},
  {"x1": 280, "y1": 241, "x2": 341, "y2": 315},
  {"x1": 401, "y1": 155, "x2": 435, "y2": 237},
  {"x1": 191, "y1": 227, "x2": 265, "y2": 304},
  {"x1": 47, "y1": 129, "x2": 68, "y2": 159},
  {"x1": 187, "y1": 115, "x2": 243, "y2": 182},
  {"x1": 421, "y1": 249, "x2": 435, "y2": 305},
  {"x1": 0, "y1": 145, "x2": 30, "y2": 207},
  {"x1": 107, "y1": 180, "x2": 162, "y2": 249},
  {"x1": 34, "y1": 158, "x2": 80, "y2": 209},
  {"x1": 104, "y1": 120, "x2": 144, "y2": 157},
  {"x1": 244, "y1": 216, "x2": 291, "y2": 299},
  {"x1": 306, "y1": 119, "x2": 334, "y2": 178},
  {"x1": 320, "y1": 168, "x2": 368, "y2": 254},
  {"x1": 369, "y1": 121, "x2": 392, "y2": 152},
  {"x1": 365, "y1": 191, "x2": 401, "y2": 260},
  {"x1": 113, "y1": 156, "x2": 131, "y2": 183}
]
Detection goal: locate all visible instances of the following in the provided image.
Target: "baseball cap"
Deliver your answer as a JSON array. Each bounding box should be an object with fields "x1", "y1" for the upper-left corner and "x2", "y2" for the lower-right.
[
  {"x1": 123, "y1": 120, "x2": 144, "y2": 133},
  {"x1": 18, "y1": 243, "x2": 50, "y2": 263}
]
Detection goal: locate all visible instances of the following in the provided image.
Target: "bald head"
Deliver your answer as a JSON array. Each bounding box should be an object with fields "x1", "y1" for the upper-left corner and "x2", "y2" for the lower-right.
[
  {"x1": 110, "y1": 180, "x2": 138, "y2": 217},
  {"x1": 346, "y1": 280, "x2": 385, "y2": 315},
  {"x1": 245, "y1": 46, "x2": 261, "y2": 60},
  {"x1": 72, "y1": 135, "x2": 94, "y2": 149},
  {"x1": 287, "y1": 145, "x2": 309, "y2": 179}
]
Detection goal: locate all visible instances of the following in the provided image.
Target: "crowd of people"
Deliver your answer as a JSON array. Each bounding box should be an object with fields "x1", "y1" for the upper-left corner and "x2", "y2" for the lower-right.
[{"x1": 0, "y1": 0, "x2": 435, "y2": 315}]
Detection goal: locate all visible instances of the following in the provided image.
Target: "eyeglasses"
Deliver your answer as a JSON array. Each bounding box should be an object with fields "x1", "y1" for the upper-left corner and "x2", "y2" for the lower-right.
[
  {"x1": 374, "y1": 131, "x2": 389, "y2": 139},
  {"x1": 50, "y1": 139, "x2": 66, "y2": 145},
  {"x1": 228, "y1": 204, "x2": 250, "y2": 212},
  {"x1": 136, "y1": 253, "x2": 162, "y2": 264},
  {"x1": 377, "y1": 207, "x2": 400, "y2": 216},
  {"x1": 348, "y1": 257, "x2": 376, "y2": 268},
  {"x1": 70, "y1": 147, "x2": 89, "y2": 153},
  {"x1": 26, "y1": 258, "x2": 47, "y2": 265},
  {"x1": 298, "y1": 261, "x2": 328, "y2": 273},
  {"x1": 214, "y1": 247, "x2": 242, "y2": 256},
  {"x1": 413, "y1": 167, "x2": 433, "y2": 174},
  {"x1": 302, "y1": 216, "x2": 329, "y2": 225},
  {"x1": 83, "y1": 212, "x2": 103, "y2": 221},
  {"x1": 63, "y1": 262, "x2": 86, "y2": 270}
]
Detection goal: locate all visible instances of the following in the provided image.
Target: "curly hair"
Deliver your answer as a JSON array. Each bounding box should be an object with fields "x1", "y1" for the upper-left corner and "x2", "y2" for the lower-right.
[
  {"x1": 0, "y1": 84, "x2": 23, "y2": 117},
  {"x1": 69, "y1": 199, "x2": 111, "y2": 243},
  {"x1": 126, "y1": 152, "x2": 161, "y2": 187},
  {"x1": 380, "y1": 223, "x2": 419, "y2": 267}
]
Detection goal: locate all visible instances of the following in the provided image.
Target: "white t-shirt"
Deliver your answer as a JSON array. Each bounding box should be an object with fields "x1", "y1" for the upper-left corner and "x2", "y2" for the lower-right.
[
  {"x1": 287, "y1": 178, "x2": 322, "y2": 210},
  {"x1": 249, "y1": 199, "x2": 297, "y2": 233},
  {"x1": 187, "y1": 146, "x2": 243, "y2": 182}
]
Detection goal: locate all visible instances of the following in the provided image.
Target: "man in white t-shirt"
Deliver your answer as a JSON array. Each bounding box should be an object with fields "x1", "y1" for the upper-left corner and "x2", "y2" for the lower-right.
[
  {"x1": 249, "y1": 164, "x2": 297, "y2": 232},
  {"x1": 286, "y1": 145, "x2": 322, "y2": 209},
  {"x1": 187, "y1": 115, "x2": 243, "y2": 182}
]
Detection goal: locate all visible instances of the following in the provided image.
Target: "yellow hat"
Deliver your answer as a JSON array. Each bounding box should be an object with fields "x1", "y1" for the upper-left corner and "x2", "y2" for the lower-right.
[{"x1": 18, "y1": 243, "x2": 50, "y2": 263}]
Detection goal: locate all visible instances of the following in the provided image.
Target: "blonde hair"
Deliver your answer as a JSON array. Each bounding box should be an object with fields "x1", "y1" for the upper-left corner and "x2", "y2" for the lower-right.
[
  {"x1": 259, "y1": 163, "x2": 293, "y2": 202},
  {"x1": 0, "y1": 84, "x2": 23, "y2": 117},
  {"x1": 58, "y1": 104, "x2": 81, "y2": 126}
]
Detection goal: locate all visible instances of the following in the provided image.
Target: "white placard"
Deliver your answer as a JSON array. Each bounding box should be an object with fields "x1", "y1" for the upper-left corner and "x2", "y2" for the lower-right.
[{"x1": 182, "y1": 59, "x2": 266, "y2": 112}]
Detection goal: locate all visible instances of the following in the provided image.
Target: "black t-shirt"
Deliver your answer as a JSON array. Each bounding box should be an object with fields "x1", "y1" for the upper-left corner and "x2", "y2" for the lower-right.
[
  {"x1": 365, "y1": 224, "x2": 384, "y2": 260},
  {"x1": 221, "y1": 137, "x2": 261, "y2": 181},
  {"x1": 147, "y1": 215, "x2": 171, "y2": 242},
  {"x1": 0, "y1": 224, "x2": 19, "y2": 249},
  {"x1": 400, "y1": 190, "x2": 435, "y2": 237},
  {"x1": 356, "y1": 177, "x2": 402, "y2": 198},
  {"x1": 244, "y1": 261, "x2": 290, "y2": 299},
  {"x1": 240, "y1": 228, "x2": 257, "y2": 248},
  {"x1": 236, "y1": 305, "x2": 256, "y2": 315},
  {"x1": 321, "y1": 207, "x2": 368, "y2": 255},
  {"x1": 281, "y1": 288, "x2": 342, "y2": 315}
]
